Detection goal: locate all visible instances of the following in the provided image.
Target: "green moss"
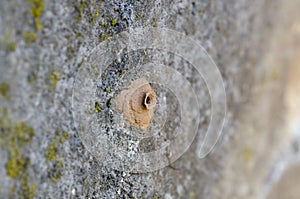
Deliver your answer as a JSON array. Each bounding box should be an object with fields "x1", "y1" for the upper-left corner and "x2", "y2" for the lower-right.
[
  {"x1": 46, "y1": 70, "x2": 60, "y2": 90},
  {"x1": 20, "y1": 176, "x2": 36, "y2": 199},
  {"x1": 22, "y1": 31, "x2": 37, "y2": 45},
  {"x1": 27, "y1": 0, "x2": 44, "y2": 31},
  {"x1": 0, "y1": 82, "x2": 10, "y2": 100}
]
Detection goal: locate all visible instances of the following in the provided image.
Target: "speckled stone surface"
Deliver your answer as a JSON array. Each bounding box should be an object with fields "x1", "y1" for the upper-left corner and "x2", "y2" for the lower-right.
[{"x1": 1, "y1": 0, "x2": 300, "y2": 198}]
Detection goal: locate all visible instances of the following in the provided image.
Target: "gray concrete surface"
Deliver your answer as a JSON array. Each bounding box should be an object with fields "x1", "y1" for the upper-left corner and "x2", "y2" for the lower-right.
[{"x1": 0, "y1": 0, "x2": 300, "y2": 198}]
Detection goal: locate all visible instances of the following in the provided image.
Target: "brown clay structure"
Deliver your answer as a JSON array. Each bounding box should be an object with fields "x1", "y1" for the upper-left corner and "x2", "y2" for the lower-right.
[{"x1": 115, "y1": 77, "x2": 157, "y2": 131}]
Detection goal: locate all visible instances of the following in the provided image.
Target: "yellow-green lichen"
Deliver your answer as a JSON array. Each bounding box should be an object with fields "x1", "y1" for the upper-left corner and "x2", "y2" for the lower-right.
[
  {"x1": 46, "y1": 70, "x2": 60, "y2": 90},
  {"x1": 0, "y1": 82, "x2": 10, "y2": 100},
  {"x1": 92, "y1": 9, "x2": 99, "y2": 22},
  {"x1": 6, "y1": 42, "x2": 16, "y2": 51},
  {"x1": 45, "y1": 133, "x2": 59, "y2": 160},
  {"x1": 9, "y1": 186, "x2": 17, "y2": 198},
  {"x1": 189, "y1": 191, "x2": 196, "y2": 199},
  {"x1": 136, "y1": 13, "x2": 141, "y2": 19},
  {"x1": 1, "y1": 42, "x2": 16, "y2": 52},
  {"x1": 111, "y1": 18, "x2": 117, "y2": 26},
  {"x1": 105, "y1": 86, "x2": 111, "y2": 93},
  {"x1": 27, "y1": 72, "x2": 38, "y2": 84},
  {"x1": 0, "y1": 112, "x2": 35, "y2": 150},
  {"x1": 93, "y1": 10, "x2": 99, "y2": 18},
  {"x1": 271, "y1": 67, "x2": 279, "y2": 80},
  {"x1": 0, "y1": 106, "x2": 36, "y2": 198},
  {"x1": 45, "y1": 131, "x2": 68, "y2": 160},
  {"x1": 75, "y1": 0, "x2": 90, "y2": 20},
  {"x1": 45, "y1": 131, "x2": 68, "y2": 182},
  {"x1": 74, "y1": 0, "x2": 100, "y2": 25},
  {"x1": 85, "y1": 101, "x2": 103, "y2": 114},
  {"x1": 27, "y1": 0, "x2": 44, "y2": 31},
  {"x1": 3, "y1": 120, "x2": 35, "y2": 178},
  {"x1": 243, "y1": 145, "x2": 254, "y2": 162},
  {"x1": 100, "y1": 33, "x2": 110, "y2": 41},
  {"x1": 22, "y1": 31, "x2": 37, "y2": 45},
  {"x1": 94, "y1": 101, "x2": 103, "y2": 113},
  {"x1": 99, "y1": 17, "x2": 120, "y2": 41},
  {"x1": 28, "y1": 0, "x2": 44, "y2": 18},
  {"x1": 20, "y1": 176, "x2": 37, "y2": 199},
  {"x1": 101, "y1": 20, "x2": 107, "y2": 26},
  {"x1": 47, "y1": 158, "x2": 64, "y2": 182},
  {"x1": 152, "y1": 194, "x2": 162, "y2": 199},
  {"x1": 0, "y1": 30, "x2": 17, "y2": 52},
  {"x1": 198, "y1": 5, "x2": 204, "y2": 13},
  {"x1": 60, "y1": 131, "x2": 69, "y2": 144},
  {"x1": 21, "y1": 0, "x2": 44, "y2": 47},
  {"x1": 6, "y1": 152, "x2": 28, "y2": 179}
]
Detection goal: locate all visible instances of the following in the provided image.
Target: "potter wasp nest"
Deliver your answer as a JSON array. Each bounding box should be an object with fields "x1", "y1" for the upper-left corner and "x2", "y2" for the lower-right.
[{"x1": 115, "y1": 77, "x2": 157, "y2": 131}]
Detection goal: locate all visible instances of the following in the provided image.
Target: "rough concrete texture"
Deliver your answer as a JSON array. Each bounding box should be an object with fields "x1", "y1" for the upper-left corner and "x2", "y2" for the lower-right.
[{"x1": 0, "y1": 0, "x2": 300, "y2": 199}]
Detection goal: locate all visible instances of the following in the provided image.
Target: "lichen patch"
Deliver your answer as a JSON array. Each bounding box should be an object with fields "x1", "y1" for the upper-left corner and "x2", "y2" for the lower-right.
[{"x1": 115, "y1": 77, "x2": 157, "y2": 131}]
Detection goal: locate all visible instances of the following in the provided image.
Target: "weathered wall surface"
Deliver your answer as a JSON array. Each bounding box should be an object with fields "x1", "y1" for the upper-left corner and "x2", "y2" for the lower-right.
[{"x1": 0, "y1": 0, "x2": 300, "y2": 198}]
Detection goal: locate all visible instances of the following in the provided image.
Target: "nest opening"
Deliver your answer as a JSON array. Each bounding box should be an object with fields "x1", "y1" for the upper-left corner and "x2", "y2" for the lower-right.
[{"x1": 143, "y1": 92, "x2": 155, "y2": 110}]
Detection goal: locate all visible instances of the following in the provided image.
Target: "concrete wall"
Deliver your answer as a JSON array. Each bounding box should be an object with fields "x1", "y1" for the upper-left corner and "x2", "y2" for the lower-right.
[{"x1": 0, "y1": 0, "x2": 300, "y2": 198}]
